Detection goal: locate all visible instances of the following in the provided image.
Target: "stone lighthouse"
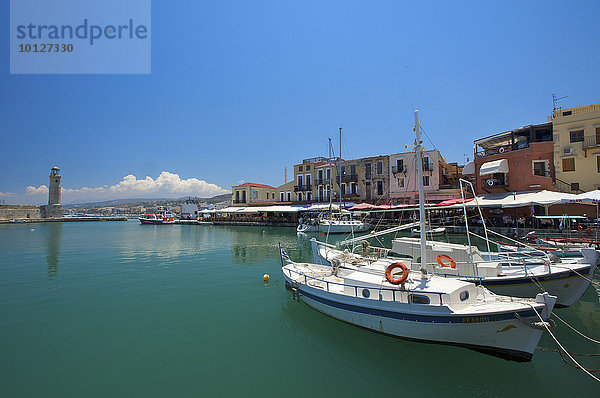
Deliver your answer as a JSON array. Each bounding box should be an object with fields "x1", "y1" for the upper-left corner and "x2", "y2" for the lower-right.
[{"x1": 46, "y1": 166, "x2": 62, "y2": 217}]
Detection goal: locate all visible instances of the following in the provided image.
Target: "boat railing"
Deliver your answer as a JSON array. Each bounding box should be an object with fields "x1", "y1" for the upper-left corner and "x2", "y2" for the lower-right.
[{"x1": 285, "y1": 266, "x2": 449, "y2": 306}]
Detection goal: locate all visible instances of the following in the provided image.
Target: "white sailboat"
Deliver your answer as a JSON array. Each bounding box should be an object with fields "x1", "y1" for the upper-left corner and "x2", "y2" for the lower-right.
[
  {"x1": 297, "y1": 129, "x2": 371, "y2": 234},
  {"x1": 281, "y1": 111, "x2": 557, "y2": 361}
]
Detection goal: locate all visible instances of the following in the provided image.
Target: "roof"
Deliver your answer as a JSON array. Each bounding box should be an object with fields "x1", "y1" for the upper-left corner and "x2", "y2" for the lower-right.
[{"x1": 231, "y1": 182, "x2": 276, "y2": 190}]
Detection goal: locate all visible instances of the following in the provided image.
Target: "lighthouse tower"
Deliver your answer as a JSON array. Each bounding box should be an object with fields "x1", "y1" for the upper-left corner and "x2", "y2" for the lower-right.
[{"x1": 47, "y1": 166, "x2": 62, "y2": 217}]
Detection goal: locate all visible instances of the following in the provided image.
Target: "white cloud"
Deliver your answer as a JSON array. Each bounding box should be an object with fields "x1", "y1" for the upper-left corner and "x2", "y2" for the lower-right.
[
  {"x1": 23, "y1": 171, "x2": 230, "y2": 203},
  {"x1": 0, "y1": 191, "x2": 16, "y2": 197}
]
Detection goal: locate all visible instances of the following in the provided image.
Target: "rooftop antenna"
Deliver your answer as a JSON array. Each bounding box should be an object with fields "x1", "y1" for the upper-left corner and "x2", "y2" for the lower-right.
[{"x1": 552, "y1": 93, "x2": 568, "y2": 111}]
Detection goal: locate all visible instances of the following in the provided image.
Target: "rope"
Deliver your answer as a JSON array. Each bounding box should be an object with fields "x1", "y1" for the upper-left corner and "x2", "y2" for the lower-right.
[
  {"x1": 536, "y1": 347, "x2": 600, "y2": 357},
  {"x1": 552, "y1": 312, "x2": 600, "y2": 345},
  {"x1": 529, "y1": 304, "x2": 600, "y2": 382}
]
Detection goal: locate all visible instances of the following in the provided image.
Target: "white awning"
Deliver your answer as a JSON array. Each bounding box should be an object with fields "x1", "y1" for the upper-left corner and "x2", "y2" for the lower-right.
[
  {"x1": 462, "y1": 161, "x2": 475, "y2": 175},
  {"x1": 561, "y1": 189, "x2": 600, "y2": 203},
  {"x1": 479, "y1": 159, "x2": 509, "y2": 176}
]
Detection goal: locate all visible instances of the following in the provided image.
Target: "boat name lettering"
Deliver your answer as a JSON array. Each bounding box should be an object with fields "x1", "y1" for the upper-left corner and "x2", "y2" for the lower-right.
[{"x1": 462, "y1": 316, "x2": 490, "y2": 323}]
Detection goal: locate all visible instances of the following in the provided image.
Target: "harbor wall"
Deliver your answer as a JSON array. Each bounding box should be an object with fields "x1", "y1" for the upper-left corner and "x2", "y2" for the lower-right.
[{"x1": 0, "y1": 205, "x2": 42, "y2": 220}]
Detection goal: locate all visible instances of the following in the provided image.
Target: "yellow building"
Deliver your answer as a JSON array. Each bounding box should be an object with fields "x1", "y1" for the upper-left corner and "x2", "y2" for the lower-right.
[
  {"x1": 231, "y1": 183, "x2": 277, "y2": 206},
  {"x1": 550, "y1": 103, "x2": 600, "y2": 192}
]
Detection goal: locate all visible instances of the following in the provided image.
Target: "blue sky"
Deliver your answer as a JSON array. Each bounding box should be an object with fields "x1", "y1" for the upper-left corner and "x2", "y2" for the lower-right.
[{"x1": 1, "y1": 0, "x2": 599, "y2": 204}]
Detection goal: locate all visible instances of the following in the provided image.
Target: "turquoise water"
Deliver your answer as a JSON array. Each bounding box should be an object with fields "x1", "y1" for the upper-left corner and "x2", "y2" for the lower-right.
[{"x1": 1, "y1": 221, "x2": 599, "y2": 397}]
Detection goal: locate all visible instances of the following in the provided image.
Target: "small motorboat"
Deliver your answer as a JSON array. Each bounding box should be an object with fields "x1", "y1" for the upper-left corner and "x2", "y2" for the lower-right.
[{"x1": 411, "y1": 226, "x2": 446, "y2": 236}]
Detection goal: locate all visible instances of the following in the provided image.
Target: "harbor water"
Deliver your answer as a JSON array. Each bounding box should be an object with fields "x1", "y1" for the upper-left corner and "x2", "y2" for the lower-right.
[{"x1": 1, "y1": 221, "x2": 599, "y2": 396}]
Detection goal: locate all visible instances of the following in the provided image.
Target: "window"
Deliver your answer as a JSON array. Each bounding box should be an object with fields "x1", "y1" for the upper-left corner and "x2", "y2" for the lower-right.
[
  {"x1": 286, "y1": 192, "x2": 291, "y2": 201},
  {"x1": 562, "y1": 158, "x2": 575, "y2": 172},
  {"x1": 298, "y1": 165, "x2": 303, "y2": 172},
  {"x1": 297, "y1": 192, "x2": 303, "y2": 201},
  {"x1": 350, "y1": 165, "x2": 356, "y2": 175},
  {"x1": 306, "y1": 192, "x2": 312, "y2": 201},
  {"x1": 571, "y1": 183, "x2": 580, "y2": 191},
  {"x1": 297, "y1": 175, "x2": 303, "y2": 187},
  {"x1": 365, "y1": 182, "x2": 371, "y2": 200},
  {"x1": 306, "y1": 165, "x2": 310, "y2": 171},
  {"x1": 459, "y1": 291, "x2": 469, "y2": 301},
  {"x1": 365, "y1": 163, "x2": 372, "y2": 179},
  {"x1": 398, "y1": 177, "x2": 404, "y2": 187},
  {"x1": 280, "y1": 192, "x2": 285, "y2": 201},
  {"x1": 341, "y1": 166, "x2": 346, "y2": 176},
  {"x1": 341, "y1": 183, "x2": 346, "y2": 195},
  {"x1": 377, "y1": 181, "x2": 383, "y2": 196},
  {"x1": 409, "y1": 294, "x2": 430, "y2": 304},
  {"x1": 305, "y1": 174, "x2": 311, "y2": 186},
  {"x1": 423, "y1": 176, "x2": 430, "y2": 186},
  {"x1": 326, "y1": 168, "x2": 331, "y2": 180},
  {"x1": 570, "y1": 130, "x2": 584, "y2": 143},
  {"x1": 597, "y1": 156, "x2": 600, "y2": 173},
  {"x1": 423, "y1": 156, "x2": 430, "y2": 170},
  {"x1": 377, "y1": 161, "x2": 383, "y2": 175},
  {"x1": 318, "y1": 169, "x2": 323, "y2": 182},
  {"x1": 532, "y1": 161, "x2": 548, "y2": 177},
  {"x1": 396, "y1": 158, "x2": 404, "y2": 172}
]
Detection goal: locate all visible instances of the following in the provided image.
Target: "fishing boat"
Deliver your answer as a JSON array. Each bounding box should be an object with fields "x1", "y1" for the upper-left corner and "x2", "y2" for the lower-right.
[
  {"x1": 139, "y1": 208, "x2": 176, "y2": 225},
  {"x1": 281, "y1": 110, "x2": 557, "y2": 361},
  {"x1": 281, "y1": 250, "x2": 556, "y2": 361}
]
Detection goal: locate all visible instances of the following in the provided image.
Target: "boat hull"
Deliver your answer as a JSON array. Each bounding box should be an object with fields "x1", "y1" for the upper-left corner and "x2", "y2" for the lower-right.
[
  {"x1": 139, "y1": 219, "x2": 175, "y2": 225},
  {"x1": 286, "y1": 277, "x2": 546, "y2": 362},
  {"x1": 476, "y1": 264, "x2": 595, "y2": 307}
]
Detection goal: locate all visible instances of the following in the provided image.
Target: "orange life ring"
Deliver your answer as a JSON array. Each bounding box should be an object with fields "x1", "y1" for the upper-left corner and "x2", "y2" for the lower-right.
[
  {"x1": 436, "y1": 254, "x2": 456, "y2": 268},
  {"x1": 385, "y1": 263, "x2": 409, "y2": 285}
]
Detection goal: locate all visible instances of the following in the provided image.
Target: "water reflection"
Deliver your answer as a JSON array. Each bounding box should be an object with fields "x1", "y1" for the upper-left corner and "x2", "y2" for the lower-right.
[
  {"x1": 45, "y1": 222, "x2": 62, "y2": 278},
  {"x1": 118, "y1": 223, "x2": 228, "y2": 265},
  {"x1": 228, "y1": 226, "x2": 306, "y2": 265}
]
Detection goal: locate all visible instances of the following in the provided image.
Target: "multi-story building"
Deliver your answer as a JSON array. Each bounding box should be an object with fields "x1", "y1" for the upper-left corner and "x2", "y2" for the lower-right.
[
  {"x1": 389, "y1": 150, "x2": 460, "y2": 203},
  {"x1": 286, "y1": 157, "x2": 341, "y2": 203},
  {"x1": 550, "y1": 103, "x2": 600, "y2": 192},
  {"x1": 231, "y1": 183, "x2": 277, "y2": 206},
  {"x1": 341, "y1": 155, "x2": 389, "y2": 203},
  {"x1": 472, "y1": 122, "x2": 554, "y2": 194}
]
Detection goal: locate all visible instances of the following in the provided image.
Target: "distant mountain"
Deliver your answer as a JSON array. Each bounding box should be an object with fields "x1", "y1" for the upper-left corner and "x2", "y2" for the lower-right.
[{"x1": 64, "y1": 193, "x2": 231, "y2": 209}]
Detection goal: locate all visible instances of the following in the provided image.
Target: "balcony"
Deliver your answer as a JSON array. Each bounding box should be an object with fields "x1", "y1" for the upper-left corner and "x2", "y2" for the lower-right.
[
  {"x1": 583, "y1": 135, "x2": 600, "y2": 149},
  {"x1": 294, "y1": 184, "x2": 312, "y2": 192},
  {"x1": 392, "y1": 166, "x2": 406, "y2": 174},
  {"x1": 341, "y1": 174, "x2": 357, "y2": 182}
]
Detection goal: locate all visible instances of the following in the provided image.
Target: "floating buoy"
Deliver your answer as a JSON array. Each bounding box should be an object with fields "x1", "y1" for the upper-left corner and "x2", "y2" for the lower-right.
[
  {"x1": 30, "y1": 228, "x2": 35, "y2": 231},
  {"x1": 263, "y1": 274, "x2": 270, "y2": 282},
  {"x1": 321, "y1": 232, "x2": 325, "y2": 236},
  {"x1": 262, "y1": 230, "x2": 266, "y2": 235}
]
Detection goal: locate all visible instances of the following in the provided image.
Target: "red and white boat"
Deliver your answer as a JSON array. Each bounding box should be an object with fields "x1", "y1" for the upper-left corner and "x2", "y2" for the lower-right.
[{"x1": 139, "y1": 208, "x2": 176, "y2": 225}]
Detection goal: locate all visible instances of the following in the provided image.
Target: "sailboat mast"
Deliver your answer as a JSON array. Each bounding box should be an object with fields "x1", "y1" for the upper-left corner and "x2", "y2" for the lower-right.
[
  {"x1": 339, "y1": 127, "x2": 343, "y2": 208},
  {"x1": 328, "y1": 138, "x2": 333, "y2": 215},
  {"x1": 415, "y1": 110, "x2": 427, "y2": 273}
]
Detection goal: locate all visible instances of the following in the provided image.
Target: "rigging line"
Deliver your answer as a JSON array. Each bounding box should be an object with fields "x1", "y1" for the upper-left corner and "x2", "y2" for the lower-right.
[
  {"x1": 419, "y1": 124, "x2": 437, "y2": 152},
  {"x1": 552, "y1": 312, "x2": 600, "y2": 344},
  {"x1": 529, "y1": 304, "x2": 600, "y2": 383}
]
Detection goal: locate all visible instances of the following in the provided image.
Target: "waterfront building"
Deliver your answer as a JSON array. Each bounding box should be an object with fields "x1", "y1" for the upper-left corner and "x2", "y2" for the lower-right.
[
  {"x1": 550, "y1": 103, "x2": 600, "y2": 192},
  {"x1": 231, "y1": 183, "x2": 277, "y2": 206},
  {"x1": 389, "y1": 150, "x2": 461, "y2": 203},
  {"x1": 286, "y1": 157, "x2": 340, "y2": 204},
  {"x1": 472, "y1": 123, "x2": 555, "y2": 195},
  {"x1": 341, "y1": 155, "x2": 389, "y2": 203}
]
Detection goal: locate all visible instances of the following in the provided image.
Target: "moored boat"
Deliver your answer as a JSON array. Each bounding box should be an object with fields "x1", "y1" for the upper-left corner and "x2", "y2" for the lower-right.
[{"x1": 139, "y1": 208, "x2": 175, "y2": 225}]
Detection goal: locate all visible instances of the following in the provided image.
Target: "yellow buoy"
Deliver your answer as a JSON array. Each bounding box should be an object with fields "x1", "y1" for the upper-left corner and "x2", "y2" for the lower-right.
[
  {"x1": 263, "y1": 274, "x2": 270, "y2": 282},
  {"x1": 262, "y1": 230, "x2": 266, "y2": 234}
]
